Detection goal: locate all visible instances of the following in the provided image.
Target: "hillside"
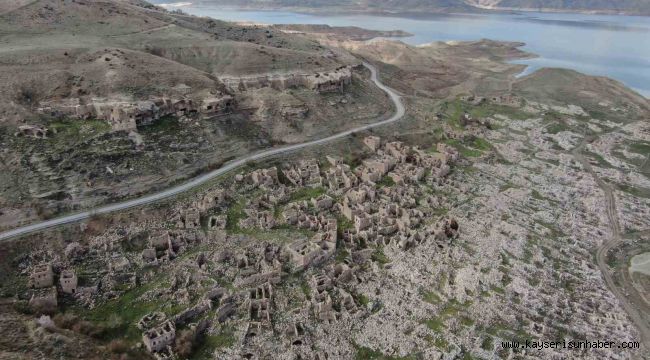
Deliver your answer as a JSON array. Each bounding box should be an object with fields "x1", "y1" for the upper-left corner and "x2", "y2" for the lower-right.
[
  {"x1": 190, "y1": 0, "x2": 650, "y2": 15},
  {"x1": 0, "y1": 0, "x2": 391, "y2": 230}
]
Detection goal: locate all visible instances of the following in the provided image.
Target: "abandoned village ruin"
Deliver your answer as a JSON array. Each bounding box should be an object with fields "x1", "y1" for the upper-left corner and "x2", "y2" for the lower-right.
[
  {"x1": 22, "y1": 135, "x2": 462, "y2": 359},
  {"x1": 26, "y1": 66, "x2": 355, "y2": 133}
]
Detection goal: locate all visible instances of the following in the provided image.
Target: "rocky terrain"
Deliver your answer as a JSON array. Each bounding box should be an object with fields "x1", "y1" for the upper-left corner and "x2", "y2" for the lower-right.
[
  {"x1": 1, "y1": 1, "x2": 650, "y2": 360},
  {"x1": 3, "y1": 81, "x2": 650, "y2": 358}
]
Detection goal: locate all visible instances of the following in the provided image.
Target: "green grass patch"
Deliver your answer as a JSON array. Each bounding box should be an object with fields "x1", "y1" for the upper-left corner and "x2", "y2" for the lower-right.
[
  {"x1": 439, "y1": 299, "x2": 471, "y2": 317},
  {"x1": 437, "y1": 273, "x2": 448, "y2": 291},
  {"x1": 371, "y1": 246, "x2": 390, "y2": 265},
  {"x1": 546, "y1": 122, "x2": 569, "y2": 134},
  {"x1": 139, "y1": 115, "x2": 180, "y2": 134},
  {"x1": 435, "y1": 337, "x2": 449, "y2": 351},
  {"x1": 617, "y1": 183, "x2": 650, "y2": 199},
  {"x1": 430, "y1": 207, "x2": 449, "y2": 216},
  {"x1": 377, "y1": 176, "x2": 396, "y2": 188},
  {"x1": 460, "y1": 316, "x2": 475, "y2": 327},
  {"x1": 486, "y1": 322, "x2": 510, "y2": 337},
  {"x1": 288, "y1": 186, "x2": 326, "y2": 202},
  {"x1": 528, "y1": 277, "x2": 541, "y2": 287},
  {"x1": 335, "y1": 249, "x2": 350, "y2": 263},
  {"x1": 535, "y1": 220, "x2": 566, "y2": 239},
  {"x1": 499, "y1": 182, "x2": 515, "y2": 192},
  {"x1": 445, "y1": 139, "x2": 483, "y2": 158},
  {"x1": 585, "y1": 151, "x2": 614, "y2": 169},
  {"x1": 300, "y1": 280, "x2": 311, "y2": 298},
  {"x1": 440, "y1": 98, "x2": 530, "y2": 130},
  {"x1": 421, "y1": 290, "x2": 442, "y2": 305},
  {"x1": 490, "y1": 285, "x2": 505, "y2": 295},
  {"x1": 530, "y1": 189, "x2": 546, "y2": 201},
  {"x1": 337, "y1": 216, "x2": 354, "y2": 232},
  {"x1": 75, "y1": 277, "x2": 168, "y2": 342},
  {"x1": 423, "y1": 317, "x2": 445, "y2": 333},
  {"x1": 460, "y1": 352, "x2": 477, "y2": 360},
  {"x1": 225, "y1": 198, "x2": 246, "y2": 232},
  {"x1": 354, "y1": 292, "x2": 370, "y2": 307},
  {"x1": 628, "y1": 141, "x2": 650, "y2": 155},
  {"x1": 353, "y1": 345, "x2": 417, "y2": 360},
  {"x1": 481, "y1": 336, "x2": 494, "y2": 351},
  {"x1": 191, "y1": 326, "x2": 236, "y2": 359},
  {"x1": 470, "y1": 137, "x2": 491, "y2": 151},
  {"x1": 522, "y1": 247, "x2": 534, "y2": 264},
  {"x1": 49, "y1": 118, "x2": 111, "y2": 138}
]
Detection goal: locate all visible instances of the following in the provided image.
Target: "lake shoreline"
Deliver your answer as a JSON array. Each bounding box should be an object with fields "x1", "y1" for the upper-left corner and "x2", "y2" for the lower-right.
[
  {"x1": 164, "y1": 2, "x2": 650, "y2": 17},
  {"x1": 182, "y1": 5, "x2": 650, "y2": 98}
]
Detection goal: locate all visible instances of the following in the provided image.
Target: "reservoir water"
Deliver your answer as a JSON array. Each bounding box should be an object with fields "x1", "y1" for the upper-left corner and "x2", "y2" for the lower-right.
[{"x1": 166, "y1": 3, "x2": 650, "y2": 97}]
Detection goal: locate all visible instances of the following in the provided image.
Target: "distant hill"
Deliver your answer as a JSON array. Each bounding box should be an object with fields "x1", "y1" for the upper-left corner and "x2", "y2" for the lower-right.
[
  {"x1": 466, "y1": 0, "x2": 650, "y2": 15},
  {"x1": 189, "y1": 0, "x2": 650, "y2": 15}
]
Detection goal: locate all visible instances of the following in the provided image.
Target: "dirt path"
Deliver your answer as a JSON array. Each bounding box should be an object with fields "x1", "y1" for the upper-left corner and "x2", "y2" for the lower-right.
[
  {"x1": 106, "y1": 24, "x2": 177, "y2": 38},
  {"x1": 0, "y1": 0, "x2": 39, "y2": 16},
  {"x1": 572, "y1": 137, "x2": 650, "y2": 351}
]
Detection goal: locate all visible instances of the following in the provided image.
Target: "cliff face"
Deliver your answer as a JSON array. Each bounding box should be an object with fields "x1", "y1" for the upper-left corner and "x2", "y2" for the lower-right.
[
  {"x1": 191, "y1": 0, "x2": 650, "y2": 15},
  {"x1": 219, "y1": 66, "x2": 354, "y2": 93}
]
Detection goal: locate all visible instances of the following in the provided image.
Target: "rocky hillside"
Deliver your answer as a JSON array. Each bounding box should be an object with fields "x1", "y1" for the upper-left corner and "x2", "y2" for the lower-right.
[
  {"x1": 0, "y1": 0, "x2": 391, "y2": 230},
  {"x1": 191, "y1": 0, "x2": 650, "y2": 15}
]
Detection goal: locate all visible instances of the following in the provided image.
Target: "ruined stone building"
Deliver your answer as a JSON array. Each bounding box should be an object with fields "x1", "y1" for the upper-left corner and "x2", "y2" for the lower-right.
[
  {"x1": 363, "y1": 135, "x2": 382, "y2": 152},
  {"x1": 143, "y1": 320, "x2": 176, "y2": 353},
  {"x1": 284, "y1": 160, "x2": 322, "y2": 188},
  {"x1": 29, "y1": 264, "x2": 54, "y2": 289},
  {"x1": 59, "y1": 270, "x2": 78, "y2": 294}
]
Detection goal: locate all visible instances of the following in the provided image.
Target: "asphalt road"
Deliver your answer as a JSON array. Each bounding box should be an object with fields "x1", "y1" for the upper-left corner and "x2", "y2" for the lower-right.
[{"x1": 0, "y1": 62, "x2": 405, "y2": 242}]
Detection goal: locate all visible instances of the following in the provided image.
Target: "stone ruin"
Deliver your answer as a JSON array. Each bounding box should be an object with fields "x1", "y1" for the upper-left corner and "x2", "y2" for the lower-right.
[
  {"x1": 15, "y1": 125, "x2": 49, "y2": 139},
  {"x1": 25, "y1": 263, "x2": 84, "y2": 312},
  {"x1": 219, "y1": 65, "x2": 353, "y2": 93},
  {"x1": 16, "y1": 133, "x2": 466, "y2": 358},
  {"x1": 29, "y1": 263, "x2": 54, "y2": 289},
  {"x1": 142, "y1": 319, "x2": 176, "y2": 354},
  {"x1": 59, "y1": 269, "x2": 78, "y2": 294},
  {"x1": 36, "y1": 93, "x2": 235, "y2": 132},
  {"x1": 284, "y1": 159, "x2": 323, "y2": 188}
]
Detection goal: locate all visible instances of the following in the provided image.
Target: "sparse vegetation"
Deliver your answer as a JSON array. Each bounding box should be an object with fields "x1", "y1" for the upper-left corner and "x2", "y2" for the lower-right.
[
  {"x1": 423, "y1": 317, "x2": 445, "y2": 332},
  {"x1": 225, "y1": 198, "x2": 246, "y2": 232},
  {"x1": 422, "y1": 290, "x2": 442, "y2": 304},
  {"x1": 371, "y1": 246, "x2": 390, "y2": 265},
  {"x1": 288, "y1": 186, "x2": 326, "y2": 202},
  {"x1": 2, "y1": 6, "x2": 648, "y2": 358},
  {"x1": 192, "y1": 327, "x2": 236, "y2": 359},
  {"x1": 353, "y1": 344, "x2": 417, "y2": 360},
  {"x1": 481, "y1": 336, "x2": 494, "y2": 351},
  {"x1": 377, "y1": 175, "x2": 396, "y2": 188}
]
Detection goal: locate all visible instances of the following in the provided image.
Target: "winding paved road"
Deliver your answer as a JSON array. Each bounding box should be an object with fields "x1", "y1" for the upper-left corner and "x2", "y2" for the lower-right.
[{"x1": 0, "y1": 62, "x2": 404, "y2": 242}]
